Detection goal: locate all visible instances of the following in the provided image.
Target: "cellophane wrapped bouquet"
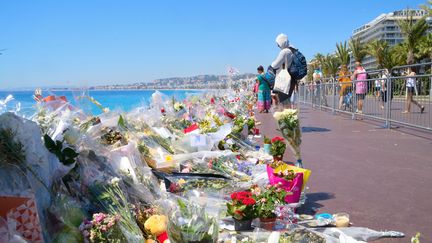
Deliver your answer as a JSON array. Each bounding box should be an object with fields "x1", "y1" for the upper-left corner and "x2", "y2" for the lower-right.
[{"x1": 273, "y1": 109, "x2": 302, "y2": 167}]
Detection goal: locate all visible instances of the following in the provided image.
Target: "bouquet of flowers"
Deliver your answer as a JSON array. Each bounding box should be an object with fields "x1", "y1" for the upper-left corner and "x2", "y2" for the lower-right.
[
  {"x1": 167, "y1": 199, "x2": 219, "y2": 243},
  {"x1": 275, "y1": 169, "x2": 296, "y2": 181},
  {"x1": 251, "y1": 183, "x2": 287, "y2": 219},
  {"x1": 173, "y1": 102, "x2": 185, "y2": 112},
  {"x1": 206, "y1": 155, "x2": 250, "y2": 181},
  {"x1": 273, "y1": 109, "x2": 302, "y2": 166},
  {"x1": 226, "y1": 191, "x2": 257, "y2": 220},
  {"x1": 270, "y1": 136, "x2": 286, "y2": 159},
  {"x1": 79, "y1": 213, "x2": 125, "y2": 242}
]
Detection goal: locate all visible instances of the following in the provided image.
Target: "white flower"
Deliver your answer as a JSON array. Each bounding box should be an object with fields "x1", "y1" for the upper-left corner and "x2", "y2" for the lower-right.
[
  {"x1": 273, "y1": 111, "x2": 283, "y2": 120},
  {"x1": 174, "y1": 102, "x2": 185, "y2": 112},
  {"x1": 111, "y1": 177, "x2": 120, "y2": 185}
]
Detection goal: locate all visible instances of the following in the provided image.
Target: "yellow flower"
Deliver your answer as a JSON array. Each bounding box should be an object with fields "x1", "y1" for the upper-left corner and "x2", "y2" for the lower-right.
[
  {"x1": 144, "y1": 215, "x2": 168, "y2": 236},
  {"x1": 178, "y1": 178, "x2": 186, "y2": 186}
]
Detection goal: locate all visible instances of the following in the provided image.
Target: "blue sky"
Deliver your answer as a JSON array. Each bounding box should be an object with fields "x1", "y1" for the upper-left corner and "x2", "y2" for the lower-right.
[{"x1": 0, "y1": 0, "x2": 427, "y2": 89}]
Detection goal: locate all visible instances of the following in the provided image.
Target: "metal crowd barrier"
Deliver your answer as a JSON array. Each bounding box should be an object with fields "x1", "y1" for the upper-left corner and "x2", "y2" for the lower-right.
[{"x1": 297, "y1": 63, "x2": 432, "y2": 131}]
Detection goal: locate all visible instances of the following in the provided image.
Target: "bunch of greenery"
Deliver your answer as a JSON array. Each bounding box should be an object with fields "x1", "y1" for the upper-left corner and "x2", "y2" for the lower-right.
[
  {"x1": 44, "y1": 134, "x2": 79, "y2": 166},
  {"x1": 0, "y1": 128, "x2": 49, "y2": 191},
  {"x1": 251, "y1": 184, "x2": 287, "y2": 219},
  {"x1": 167, "y1": 199, "x2": 218, "y2": 243}
]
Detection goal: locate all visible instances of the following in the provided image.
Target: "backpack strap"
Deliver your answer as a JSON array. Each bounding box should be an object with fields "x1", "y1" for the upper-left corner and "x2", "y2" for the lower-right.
[{"x1": 259, "y1": 75, "x2": 273, "y2": 90}]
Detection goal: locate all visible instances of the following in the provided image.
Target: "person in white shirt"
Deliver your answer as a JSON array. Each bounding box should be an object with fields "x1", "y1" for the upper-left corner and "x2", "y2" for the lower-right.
[
  {"x1": 270, "y1": 33, "x2": 295, "y2": 108},
  {"x1": 403, "y1": 68, "x2": 425, "y2": 114},
  {"x1": 379, "y1": 69, "x2": 390, "y2": 110}
]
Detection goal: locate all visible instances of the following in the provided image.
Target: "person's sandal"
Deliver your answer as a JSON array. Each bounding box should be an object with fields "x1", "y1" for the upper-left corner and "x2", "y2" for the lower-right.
[
  {"x1": 402, "y1": 111, "x2": 409, "y2": 114},
  {"x1": 421, "y1": 106, "x2": 425, "y2": 114}
]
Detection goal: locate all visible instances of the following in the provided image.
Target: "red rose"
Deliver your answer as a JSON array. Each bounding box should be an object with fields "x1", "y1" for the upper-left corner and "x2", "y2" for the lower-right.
[
  {"x1": 241, "y1": 197, "x2": 256, "y2": 206},
  {"x1": 271, "y1": 136, "x2": 285, "y2": 143}
]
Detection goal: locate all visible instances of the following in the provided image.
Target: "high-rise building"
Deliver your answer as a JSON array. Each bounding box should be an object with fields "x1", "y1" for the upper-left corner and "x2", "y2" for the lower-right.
[{"x1": 349, "y1": 9, "x2": 431, "y2": 70}]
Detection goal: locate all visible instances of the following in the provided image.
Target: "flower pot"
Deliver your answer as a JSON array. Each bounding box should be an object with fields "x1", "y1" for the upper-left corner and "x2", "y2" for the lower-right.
[
  {"x1": 273, "y1": 155, "x2": 283, "y2": 162},
  {"x1": 259, "y1": 217, "x2": 277, "y2": 231},
  {"x1": 233, "y1": 218, "x2": 253, "y2": 231},
  {"x1": 263, "y1": 144, "x2": 271, "y2": 154}
]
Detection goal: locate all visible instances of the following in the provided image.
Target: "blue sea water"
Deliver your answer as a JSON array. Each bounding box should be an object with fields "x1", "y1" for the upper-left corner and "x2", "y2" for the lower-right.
[{"x1": 0, "y1": 89, "x2": 204, "y2": 116}]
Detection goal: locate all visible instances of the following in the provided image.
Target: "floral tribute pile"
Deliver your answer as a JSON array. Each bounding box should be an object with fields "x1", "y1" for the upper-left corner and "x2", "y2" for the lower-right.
[{"x1": 0, "y1": 87, "x2": 400, "y2": 242}]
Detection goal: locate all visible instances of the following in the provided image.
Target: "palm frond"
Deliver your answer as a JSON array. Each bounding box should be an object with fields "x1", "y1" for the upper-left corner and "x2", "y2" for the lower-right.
[
  {"x1": 336, "y1": 41, "x2": 350, "y2": 66},
  {"x1": 349, "y1": 38, "x2": 367, "y2": 62}
]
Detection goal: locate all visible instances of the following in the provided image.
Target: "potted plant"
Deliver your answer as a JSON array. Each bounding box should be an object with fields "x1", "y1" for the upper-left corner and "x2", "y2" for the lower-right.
[
  {"x1": 270, "y1": 136, "x2": 286, "y2": 161},
  {"x1": 251, "y1": 184, "x2": 287, "y2": 231},
  {"x1": 226, "y1": 191, "x2": 257, "y2": 231},
  {"x1": 263, "y1": 136, "x2": 271, "y2": 155}
]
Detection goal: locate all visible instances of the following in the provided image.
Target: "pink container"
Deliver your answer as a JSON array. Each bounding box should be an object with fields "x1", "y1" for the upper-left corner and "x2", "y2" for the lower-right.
[{"x1": 266, "y1": 165, "x2": 303, "y2": 203}]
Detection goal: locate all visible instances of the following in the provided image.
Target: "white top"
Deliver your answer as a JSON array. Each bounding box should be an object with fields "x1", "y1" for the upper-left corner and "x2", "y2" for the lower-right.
[
  {"x1": 375, "y1": 79, "x2": 381, "y2": 87},
  {"x1": 406, "y1": 77, "x2": 416, "y2": 88},
  {"x1": 271, "y1": 34, "x2": 294, "y2": 73}
]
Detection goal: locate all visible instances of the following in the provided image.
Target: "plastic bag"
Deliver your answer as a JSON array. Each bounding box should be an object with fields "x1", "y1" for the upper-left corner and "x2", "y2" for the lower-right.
[{"x1": 167, "y1": 198, "x2": 219, "y2": 243}]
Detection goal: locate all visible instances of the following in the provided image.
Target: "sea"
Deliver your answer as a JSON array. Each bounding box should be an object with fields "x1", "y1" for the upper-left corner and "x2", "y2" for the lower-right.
[{"x1": 0, "y1": 89, "x2": 205, "y2": 117}]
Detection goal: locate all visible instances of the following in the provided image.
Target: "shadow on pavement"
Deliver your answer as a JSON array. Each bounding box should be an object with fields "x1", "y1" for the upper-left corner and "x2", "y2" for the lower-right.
[
  {"x1": 301, "y1": 126, "x2": 331, "y2": 133},
  {"x1": 297, "y1": 192, "x2": 335, "y2": 215}
]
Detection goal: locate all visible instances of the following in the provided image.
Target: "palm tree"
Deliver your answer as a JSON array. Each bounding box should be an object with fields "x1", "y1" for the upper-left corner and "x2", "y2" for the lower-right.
[
  {"x1": 335, "y1": 41, "x2": 350, "y2": 67},
  {"x1": 417, "y1": 32, "x2": 432, "y2": 61},
  {"x1": 367, "y1": 40, "x2": 390, "y2": 69},
  {"x1": 397, "y1": 10, "x2": 429, "y2": 64},
  {"x1": 322, "y1": 54, "x2": 341, "y2": 78},
  {"x1": 389, "y1": 43, "x2": 408, "y2": 68},
  {"x1": 349, "y1": 38, "x2": 367, "y2": 63},
  {"x1": 313, "y1": 53, "x2": 325, "y2": 69},
  {"x1": 420, "y1": 0, "x2": 432, "y2": 16}
]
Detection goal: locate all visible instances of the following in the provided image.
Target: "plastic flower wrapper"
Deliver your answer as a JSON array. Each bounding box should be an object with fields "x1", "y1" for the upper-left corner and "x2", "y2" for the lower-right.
[
  {"x1": 91, "y1": 179, "x2": 145, "y2": 242},
  {"x1": 172, "y1": 124, "x2": 232, "y2": 153},
  {"x1": 273, "y1": 109, "x2": 302, "y2": 167},
  {"x1": 205, "y1": 155, "x2": 250, "y2": 182},
  {"x1": 161, "y1": 116, "x2": 191, "y2": 137},
  {"x1": 0, "y1": 113, "x2": 62, "y2": 241},
  {"x1": 165, "y1": 175, "x2": 231, "y2": 194},
  {"x1": 49, "y1": 193, "x2": 86, "y2": 243},
  {"x1": 167, "y1": 198, "x2": 219, "y2": 243}
]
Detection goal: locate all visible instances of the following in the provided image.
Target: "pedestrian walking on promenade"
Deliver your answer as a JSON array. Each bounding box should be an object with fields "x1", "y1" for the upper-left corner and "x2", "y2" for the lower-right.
[
  {"x1": 312, "y1": 68, "x2": 323, "y2": 107},
  {"x1": 403, "y1": 68, "x2": 425, "y2": 114},
  {"x1": 351, "y1": 61, "x2": 367, "y2": 114},
  {"x1": 270, "y1": 33, "x2": 307, "y2": 110},
  {"x1": 255, "y1": 65, "x2": 272, "y2": 113},
  {"x1": 379, "y1": 69, "x2": 391, "y2": 110},
  {"x1": 338, "y1": 65, "x2": 351, "y2": 110}
]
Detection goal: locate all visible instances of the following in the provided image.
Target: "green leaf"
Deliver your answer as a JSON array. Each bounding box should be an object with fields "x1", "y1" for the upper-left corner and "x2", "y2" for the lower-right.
[
  {"x1": 55, "y1": 140, "x2": 63, "y2": 150},
  {"x1": 43, "y1": 134, "x2": 55, "y2": 149},
  {"x1": 118, "y1": 115, "x2": 127, "y2": 129},
  {"x1": 63, "y1": 158, "x2": 75, "y2": 165},
  {"x1": 63, "y1": 147, "x2": 79, "y2": 158}
]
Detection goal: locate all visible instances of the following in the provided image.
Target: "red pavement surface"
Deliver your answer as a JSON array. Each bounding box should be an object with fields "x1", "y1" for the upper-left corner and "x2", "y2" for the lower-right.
[{"x1": 255, "y1": 105, "x2": 432, "y2": 243}]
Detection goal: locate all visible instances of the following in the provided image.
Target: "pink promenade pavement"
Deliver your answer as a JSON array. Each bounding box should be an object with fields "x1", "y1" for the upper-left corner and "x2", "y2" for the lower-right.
[{"x1": 255, "y1": 105, "x2": 432, "y2": 243}]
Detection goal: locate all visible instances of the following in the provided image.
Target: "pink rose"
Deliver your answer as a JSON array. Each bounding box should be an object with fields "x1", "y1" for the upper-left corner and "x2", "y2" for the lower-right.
[{"x1": 94, "y1": 213, "x2": 106, "y2": 224}]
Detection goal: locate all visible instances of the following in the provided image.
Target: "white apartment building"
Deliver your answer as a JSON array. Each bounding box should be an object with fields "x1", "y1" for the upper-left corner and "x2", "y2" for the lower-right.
[{"x1": 349, "y1": 9, "x2": 431, "y2": 71}]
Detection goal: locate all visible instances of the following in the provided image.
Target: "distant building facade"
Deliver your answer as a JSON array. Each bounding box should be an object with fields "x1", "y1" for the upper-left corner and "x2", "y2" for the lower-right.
[{"x1": 349, "y1": 9, "x2": 431, "y2": 71}]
